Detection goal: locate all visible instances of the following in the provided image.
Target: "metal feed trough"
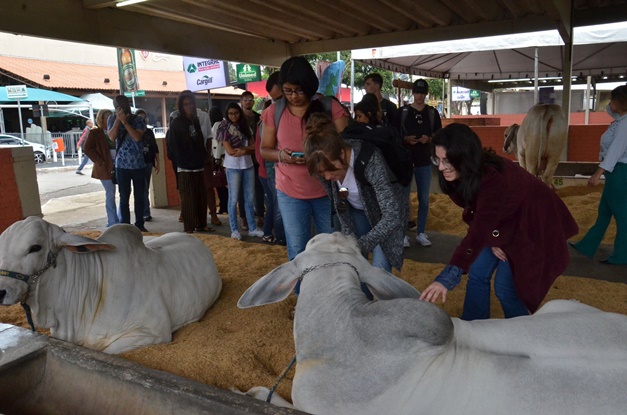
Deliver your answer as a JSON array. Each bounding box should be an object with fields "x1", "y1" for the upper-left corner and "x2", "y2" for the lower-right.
[{"x1": 0, "y1": 324, "x2": 304, "y2": 415}]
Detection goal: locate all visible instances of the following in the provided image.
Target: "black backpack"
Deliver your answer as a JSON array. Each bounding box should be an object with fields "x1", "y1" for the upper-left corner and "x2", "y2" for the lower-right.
[{"x1": 341, "y1": 124, "x2": 413, "y2": 187}]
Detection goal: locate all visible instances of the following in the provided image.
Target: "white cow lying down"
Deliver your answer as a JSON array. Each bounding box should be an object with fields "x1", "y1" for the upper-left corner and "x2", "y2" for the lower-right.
[
  {"x1": 239, "y1": 232, "x2": 627, "y2": 415},
  {"x1": 0, "y1": 217, "x2": 222, "y2": 354}
]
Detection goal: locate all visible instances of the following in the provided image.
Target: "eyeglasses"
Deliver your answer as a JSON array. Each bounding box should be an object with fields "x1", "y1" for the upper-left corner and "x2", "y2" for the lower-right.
[
  {"x1": 337, "y1": 186, "x2": 349, "y2": 214},
  {"x1": 431, "y1": 156, "x2": 453, "y2": 170},
  {"x1": 227, "y1": 111, "x2": 240, "y2": 117},
  {"x1": 282, "y1": 88, "x2": 305, "y2": 97}
]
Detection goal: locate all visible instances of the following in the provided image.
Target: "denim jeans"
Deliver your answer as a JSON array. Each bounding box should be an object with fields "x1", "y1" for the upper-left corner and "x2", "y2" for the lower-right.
[
  {"x1": 260, "y1": 177, "x2": 286, "y2": 241},
  {"x1": 277, "y1": 190, "x2": 333, "y2": 260},
  {"x1": 143, "y1": 163, "x2": 154, "y2": 217},
  {"x1": 413, "y1": 165, "x2": 432, "y2": 234},
  {"x1": 77, "y1": 152, "x2": 91, "y2": 171},
  {"x1": 116, "y1": 167, "x2": 146, "y2": 227},
  {"x1": 265, "y1": 162, "x2": 285, "y2": 243},
  {"x1": 349, "y1": 204, "x2": 392, "y2": 272},
  {"x1": 462, "y1": 247, "x2": 529, "y2": 320},
  {"x1": 101, "y1": 179, "x2": 119, "y2": 227},
  {"x1": 226, "y1": 167, "x2": 257, "y2": 233}
]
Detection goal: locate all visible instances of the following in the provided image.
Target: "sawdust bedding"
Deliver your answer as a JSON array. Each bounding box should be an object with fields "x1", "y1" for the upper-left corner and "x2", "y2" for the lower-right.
[{"x1": 1, "y1": 185, "x2": 624, "y2": 402}]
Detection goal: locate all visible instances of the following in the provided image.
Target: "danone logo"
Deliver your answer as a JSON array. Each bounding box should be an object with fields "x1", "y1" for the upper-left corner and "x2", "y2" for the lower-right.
[
  {"x1": 196, "y1": 75, "x2": 214, "y2": 86},
  {"x1": 187, "y1": 63, "x2": 197, "y2": 73}
]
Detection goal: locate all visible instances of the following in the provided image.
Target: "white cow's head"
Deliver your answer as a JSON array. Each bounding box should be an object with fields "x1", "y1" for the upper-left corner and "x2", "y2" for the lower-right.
[
  {"x1": 238, "y1": 232, "x2": 420, "y2": 308},
  {"x1": 503, "y1": 124, "x2": 519, "y2": 154},
  {"x1": 0, "y1": 217, "x2": 114, "y2": 304}
]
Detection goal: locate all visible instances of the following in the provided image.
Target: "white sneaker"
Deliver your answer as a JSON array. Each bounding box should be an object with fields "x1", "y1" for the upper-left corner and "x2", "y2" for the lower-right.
[
  {"x1": 248, "y1": 228, "x2": 264, "y2": 238},
  {"x1": 416, "y1": 233, "x2": 432, "y2": 247},
  {"x1": 403, "y1": 235, "x2": 410, "y2": 248},
  {"x1": 231, "y1": 231, "x2": 241, "y2": 240}
]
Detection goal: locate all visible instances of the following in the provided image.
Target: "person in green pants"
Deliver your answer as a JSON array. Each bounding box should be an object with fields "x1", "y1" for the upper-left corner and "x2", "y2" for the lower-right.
[{"x1": 570, "y1": 85, "x2": 627, "y2": 264}]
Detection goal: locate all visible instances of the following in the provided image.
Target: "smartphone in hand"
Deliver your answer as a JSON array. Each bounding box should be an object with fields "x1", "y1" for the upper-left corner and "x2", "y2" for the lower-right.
[{"x1": 291, "y1": 152, "x2": 305, "y2": 158}]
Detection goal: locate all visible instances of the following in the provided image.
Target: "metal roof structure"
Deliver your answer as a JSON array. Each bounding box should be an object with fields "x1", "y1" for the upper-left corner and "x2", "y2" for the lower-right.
[{"x1": 1, "y1": 1, "x2": 626, "y2": 67}]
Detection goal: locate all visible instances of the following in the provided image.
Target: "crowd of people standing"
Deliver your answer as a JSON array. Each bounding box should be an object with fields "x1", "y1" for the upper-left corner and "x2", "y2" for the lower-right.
[{"x1": 80, "y1": 57, "x2": 623, "y2": 323}]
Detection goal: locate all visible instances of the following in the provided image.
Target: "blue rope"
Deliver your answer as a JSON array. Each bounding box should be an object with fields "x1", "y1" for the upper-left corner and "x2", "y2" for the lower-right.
[{"x1": 267, "y1": 355, "x2": 297, "y2": 403}]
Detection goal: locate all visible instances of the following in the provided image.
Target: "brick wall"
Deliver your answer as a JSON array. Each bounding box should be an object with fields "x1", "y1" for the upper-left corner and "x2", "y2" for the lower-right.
[
  {"x1": 0, "y1": 149, "x2": 24, "y2": 233},
  {"x1": 163, "y1": 142, "x2": 181, "y2": 207}
]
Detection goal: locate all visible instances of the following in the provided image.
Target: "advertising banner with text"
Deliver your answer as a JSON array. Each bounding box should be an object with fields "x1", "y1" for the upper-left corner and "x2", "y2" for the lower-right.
[{"x1": 184, "y1": 57, "x2": 230, "y2": 91}]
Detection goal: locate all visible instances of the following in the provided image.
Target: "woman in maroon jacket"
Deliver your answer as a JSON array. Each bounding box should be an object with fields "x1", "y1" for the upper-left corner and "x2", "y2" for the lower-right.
[{"x1": 420, "y1": 123, "x2": 578, "y2": 319}]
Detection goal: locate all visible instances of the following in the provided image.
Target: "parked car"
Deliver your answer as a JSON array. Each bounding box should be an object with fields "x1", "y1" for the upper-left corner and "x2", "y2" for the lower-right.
[{"x1": 0, "y1": 134, "x2": 49, "y2": 164}]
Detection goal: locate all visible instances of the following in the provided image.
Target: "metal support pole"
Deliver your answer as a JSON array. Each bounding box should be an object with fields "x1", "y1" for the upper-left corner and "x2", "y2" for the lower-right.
[{"x1": 534, "y1": 47, "x2": 539, "y2": 104}]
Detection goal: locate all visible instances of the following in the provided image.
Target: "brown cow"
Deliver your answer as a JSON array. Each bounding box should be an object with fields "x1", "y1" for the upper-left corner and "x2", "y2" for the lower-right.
[{"x1": 503, "y1": 103, "x2": 568, "y2": 187}]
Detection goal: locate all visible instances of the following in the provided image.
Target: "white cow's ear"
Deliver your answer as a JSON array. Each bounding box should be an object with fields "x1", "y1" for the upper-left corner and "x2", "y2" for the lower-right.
[
  {"x1": 360, "y1": 268, "x2": 421, "y2": 300},
  {"x1": 238, "y1": 261, "x2": 300, "y2": 308},
  {"x1": 57, "y1": 233, "x2": 116, "y2": 253}
]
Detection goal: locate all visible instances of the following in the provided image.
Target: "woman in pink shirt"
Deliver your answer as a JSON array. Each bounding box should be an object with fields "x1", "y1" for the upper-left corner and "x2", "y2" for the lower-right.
[{"x1": 260, "y1": 57, "x2": 348, "y2": 259}]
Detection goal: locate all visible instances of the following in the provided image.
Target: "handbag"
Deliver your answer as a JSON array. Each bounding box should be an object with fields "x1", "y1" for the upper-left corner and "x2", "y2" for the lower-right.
[
  {"x1": 111, "y1": 169, "x2": 117, "y2": 185},
  {"x1": 212, "y1": 161, "x2": 227, "y2": 187}
]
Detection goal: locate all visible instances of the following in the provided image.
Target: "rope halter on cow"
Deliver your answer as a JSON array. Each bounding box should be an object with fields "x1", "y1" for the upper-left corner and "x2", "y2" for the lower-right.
[
  {"x1": 266, "y1": 261, "x2": 360, "y2": 403},
  {"x1": 0, "y1": 249, "x2": 61, "y2": 332}
]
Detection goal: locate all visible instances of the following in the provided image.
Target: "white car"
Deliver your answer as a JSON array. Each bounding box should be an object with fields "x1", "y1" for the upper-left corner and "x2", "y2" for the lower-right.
[{"x1": 0, "y1": 134, "x2": 49, "y2": 164}]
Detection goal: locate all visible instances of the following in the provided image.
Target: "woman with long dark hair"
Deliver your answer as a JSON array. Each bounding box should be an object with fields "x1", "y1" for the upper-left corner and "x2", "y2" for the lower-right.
[
  {"x1": 420, "y1": 123, "x2": 578, "y2": 320},
  {"x1": 260, "y1": 56, "x2": 349, "y2": 260},
  {"x1": 216, "y1": 102, "x2": 263, "y2": 240},
  {"x1": 169, "y1": 91, "x2": 211, "y2": 233}
]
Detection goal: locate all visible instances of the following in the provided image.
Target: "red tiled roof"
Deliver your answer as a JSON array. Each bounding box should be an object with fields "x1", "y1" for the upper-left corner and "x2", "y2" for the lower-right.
[{"x1": 0, "y1": 56, "x2": 244, "y2": 96}]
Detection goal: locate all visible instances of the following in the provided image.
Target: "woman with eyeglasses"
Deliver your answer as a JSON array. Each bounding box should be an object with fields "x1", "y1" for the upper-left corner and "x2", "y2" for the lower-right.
[
  {"x1": 420, "y1": 123, "x2": 578, "y2": 320},
  {"x1": 303, "y1": 113, "x2": 406, "y2": 272},
  {"x1": 260, "y1": 56, "x2": 349, "y2": 260},
  {"x1": 216, "y1": 102, "x2": 264, "y2": 240}
]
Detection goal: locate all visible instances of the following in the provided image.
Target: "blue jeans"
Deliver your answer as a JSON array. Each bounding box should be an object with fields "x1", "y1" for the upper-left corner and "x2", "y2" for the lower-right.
[
  {"x1": 260, "y1": 177, "x2": 285, "y2": 240},
  {"x1": 116, "y1": 167, "x2": 146, "y2": 227},
  {"x1": 143, "y1": 163, "x2": 154, "y2": 217},
  {"x1": 277, "y1": 190, "x2": 333, "y2": 260},
  {"x1": 413, "y1": 165, "x2": 432, "y2": 234},
  {"x1": 101, "y1": 179, "x2": 119, "y2": 227},
  {"x1": 226, "y1": 167, "x2": 257, "y2": 233},
  {"x1": 265, "y1": 162, "x2": 285, "y2": 243},
  {"x1": 77, "y1": 152, "x2": 91, "y2": 171},
  {"x1": 462, "y1": 247, "x2": 529, "y2": 321},
  {"x1": 349, "y1": 205, "x2": 391, "y2": 272}
]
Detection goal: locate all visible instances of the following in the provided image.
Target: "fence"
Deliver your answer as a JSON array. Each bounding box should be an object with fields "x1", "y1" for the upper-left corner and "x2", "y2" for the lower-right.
[{"x1": 50, "y1": 131, "x2": 83, "y2": 159}]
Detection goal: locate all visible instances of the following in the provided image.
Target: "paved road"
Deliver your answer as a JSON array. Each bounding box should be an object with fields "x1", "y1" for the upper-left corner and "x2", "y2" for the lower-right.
[{"x1": 37, "y1": 160, "x2": 101, "y2": 204}]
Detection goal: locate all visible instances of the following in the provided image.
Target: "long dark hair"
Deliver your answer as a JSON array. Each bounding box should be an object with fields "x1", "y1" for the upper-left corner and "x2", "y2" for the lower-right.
[
  {"x1": 432, "y1": 123, "x2": 503, "y2": 206},
  {"x1": 354, "y1": 93, "x2": 382, "y2": 126},
  {"x1": 225, "y1": 102, "x2": 252, "y2": 140},
  {"x1": 176, "y1": 90, "x2": 196, "y2": 117}
]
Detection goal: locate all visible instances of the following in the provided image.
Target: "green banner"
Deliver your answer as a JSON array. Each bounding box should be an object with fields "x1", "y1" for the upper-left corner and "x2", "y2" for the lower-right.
[
  {"x1": 470, "y1": 89, "x2": 481, "y2": 99},
  {"x1": 236, "y1": 63, "x2": 261, "y2": 83}
]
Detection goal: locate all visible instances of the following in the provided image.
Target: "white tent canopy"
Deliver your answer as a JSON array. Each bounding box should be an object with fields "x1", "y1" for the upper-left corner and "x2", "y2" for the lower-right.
[{"x1": 352, "y1": 22, "x2": 627, "y2": 81}]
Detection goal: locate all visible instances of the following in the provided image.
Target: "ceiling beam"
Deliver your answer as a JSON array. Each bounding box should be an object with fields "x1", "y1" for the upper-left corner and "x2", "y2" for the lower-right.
[{"x1": 0, "y1": 0, "x2": 290, "y2": 66}]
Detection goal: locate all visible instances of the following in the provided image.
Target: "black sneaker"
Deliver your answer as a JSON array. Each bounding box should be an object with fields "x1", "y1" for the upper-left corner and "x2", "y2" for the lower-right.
[
  {"x1": 144, "y1": 216, "x2": 152, "y2": 222},
  {"x1": 75, "y1": 170, "x2": 84, "y2": 175},
  {"x1": 136, "y1": 225, "x2": 149, "y2": 232}
]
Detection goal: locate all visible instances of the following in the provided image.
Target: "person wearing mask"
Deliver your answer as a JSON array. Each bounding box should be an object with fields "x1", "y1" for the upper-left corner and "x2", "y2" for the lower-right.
[
  {"x1": 570, "y1": 85, "x2": 627, "y2": 265},
  {"x1": 107, "y1": 95, "x2": 148, "y2": 232},
  {"x1": 419, "y1": 123, "x2": 578, "y2": 320}
]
